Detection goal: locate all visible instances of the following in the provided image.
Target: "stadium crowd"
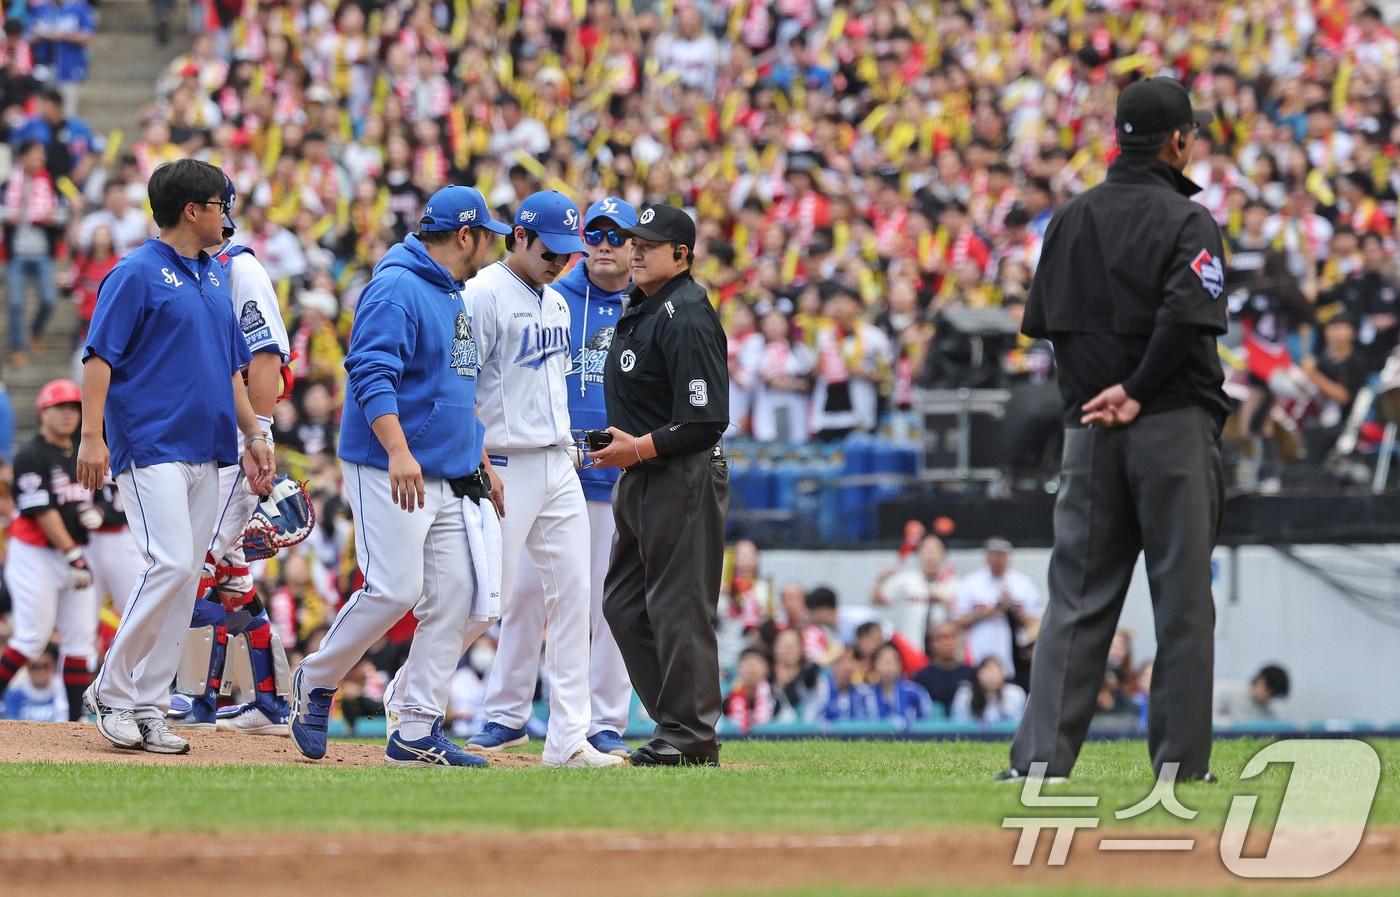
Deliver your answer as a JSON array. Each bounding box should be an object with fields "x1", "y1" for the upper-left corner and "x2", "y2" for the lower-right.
[{"x1": 0, "y1": 0, "x2": 1389, "y2": 723}]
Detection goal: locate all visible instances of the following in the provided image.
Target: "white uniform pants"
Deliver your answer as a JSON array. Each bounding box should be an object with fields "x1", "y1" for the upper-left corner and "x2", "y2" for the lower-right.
[
  {"x1": 86, "y1": 528, "x2": 144, "y2": 616},
  {"x1": 95, "y1": 461, "x2": 220, "y2": 719},
  {"x1": 4, "y1": 539, "x2": 99, "y2": 667},
  {"x1": 463, "y1": 447, "x2": 592, "y2": 764},
  {"x1": 301, "y1": 463, "x2": 475, "y2": 725},
  {"x1": 208, "y1": 463, "x2": 258, "y2": 567},
  {"x1": 493, "y1": 499, "x2": 632, "y2": 735}
]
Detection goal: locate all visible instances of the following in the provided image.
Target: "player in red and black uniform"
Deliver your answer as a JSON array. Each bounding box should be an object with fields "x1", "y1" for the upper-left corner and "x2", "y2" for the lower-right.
[{"x1": 0, "y1": 379, "x2": 100, "y2": 720}]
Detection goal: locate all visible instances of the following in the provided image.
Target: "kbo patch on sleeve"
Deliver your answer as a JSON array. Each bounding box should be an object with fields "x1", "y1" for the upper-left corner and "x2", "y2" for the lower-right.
[{"x1": 1191, "y1": 249, "x2": 1224, "y2": 299}]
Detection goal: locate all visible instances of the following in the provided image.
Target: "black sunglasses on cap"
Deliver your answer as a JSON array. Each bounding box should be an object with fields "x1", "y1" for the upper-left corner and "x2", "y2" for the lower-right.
[{"x1": 584, "y1": 229, "x2": 628, "y2": 248}]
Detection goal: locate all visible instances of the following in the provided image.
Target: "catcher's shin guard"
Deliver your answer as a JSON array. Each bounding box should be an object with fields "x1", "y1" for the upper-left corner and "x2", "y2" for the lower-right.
[{"x1": 245, "y1": 617, "x2": 290, "y2": 714}]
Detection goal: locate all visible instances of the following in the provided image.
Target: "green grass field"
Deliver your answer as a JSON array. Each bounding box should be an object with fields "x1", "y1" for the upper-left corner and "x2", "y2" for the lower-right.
[{"x1": 3, "y1": 737, "x2": 1397, "y2": 835}]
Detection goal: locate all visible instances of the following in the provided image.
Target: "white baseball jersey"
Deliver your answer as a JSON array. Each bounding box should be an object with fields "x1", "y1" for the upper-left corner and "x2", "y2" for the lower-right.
[
  {"x1": 464, "y1": 261, "x2": 572, "y2": 451},
  {"x1": 218, "y1": 243, "x2": 291, "y2": 361}
]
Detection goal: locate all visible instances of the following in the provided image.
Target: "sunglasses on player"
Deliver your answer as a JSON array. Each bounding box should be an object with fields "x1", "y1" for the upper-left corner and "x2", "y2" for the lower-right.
[{"x1": 584, "y1": 229, "x2": 629, "y2": 248}]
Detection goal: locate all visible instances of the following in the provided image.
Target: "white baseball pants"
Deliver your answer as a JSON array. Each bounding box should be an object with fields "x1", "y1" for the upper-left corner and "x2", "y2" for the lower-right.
[
  {"x1": 86, "y1": 527, "x2": 144, "y2": 616},
  {"x1": 488, "y1": 499, "x2": 632, "y2": 736},
  {"x1": 464, "y1": 447, "x2": 592, "y2": 764},
  {"x1": 3, "y1": 539, "x2": 100, "y2": 667},
  {"x1": 208, "y1": 463, "x2": 257, "y2": 565},
  {"x1": 95, "y1": 461, "x2": 220, "y2": 719},
  {"x1": 300, "y1": 463, "x2": 477, "y2": 729}
]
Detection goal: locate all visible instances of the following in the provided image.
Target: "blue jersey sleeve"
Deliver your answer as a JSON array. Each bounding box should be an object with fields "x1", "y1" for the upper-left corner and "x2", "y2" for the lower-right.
[
  {"x1": 84, "y1": 263, "x2": 145, "y2": 366},
  {"x1": 229, "y1": 305, "x2": 252, "y2": 373},
  {"x1": 344, "y1": 275, "x2": 418, "y2": 425}
]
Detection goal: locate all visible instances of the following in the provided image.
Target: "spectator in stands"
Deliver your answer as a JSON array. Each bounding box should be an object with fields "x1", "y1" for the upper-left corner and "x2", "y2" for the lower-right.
[
  {"x1": 3, "y1": 139, "x2": 62, "y2": 365},
  {"x1": 1214, "y1": 664, "x2": 1291, "y2": 725},
  {"x1": 64, "y1": 220, "x2": 115, "y2": 347},
  {"x1": 27, "y1": 0, "x2": 94, "y2": 117},
  {"x1": 1095, "y1": 667, "x2": 1137, "y2": 723},
  {"x1": 289, "y1": 381, "x2": 337, "y2": 460},
  {"x1": 746, "y1": 307, "x2": 815, "y2": 443},
  {"x1": 951, "y1": 538, "x2": 1042, "y2": 686},
  {"x1": 950, "y1": 656, "x2": 1026, "y2": 727},
  {"x1": 724, "y1": 647, "x2": 783, "y2": 733},
  {"x1": 769, "y1": 626, "x2": 822, "y2": 724},
  {"x1": 12, "y1": 87, "x2": 100, "y2": 186},
  {"x1": 871, "y1": 643, "x2": 934, "y2": 728},
  {"x1": 267, "y1": 553, "x2": 340, "y2": 653},
  {"x1": 1330, "y1": 230, "x2": 1400, "y2": 370},
  {"x1": 77, "y1": 180, "x2": 149, "y2": 256},
  {"x1": 816, "y1": 647, "x2": 877, "y2": 724},
  {"x1": 1303, "y1": 314, "x2": 1370, "y2": 456},
  {"x1": 800, "y1": 585, "x2": 843, "y2": 667},
  {"x1": 721, "y1": 538, "x2": 771, "y2": 633},
  {"x1": 850, "y1": 620, "x2": 884, "y2": 686},
  {"x1": 1, "y1": 643, "x2": 64, "y2": 721},
  {"x1": 288, "y1": 288, "x2": 344, "y2": 388},
  {"x1": 872, "y1": 533, "x2": 956, "y2": 645},
  {"x1": 810, "y1": 284, "x2": 891, "y2": 441},
  {"x1": 913, "y1": 622, "x2": 975, "y2": 717},
  {"x1": 336, "y1": 657, "x2": 385, "y2": 729}
]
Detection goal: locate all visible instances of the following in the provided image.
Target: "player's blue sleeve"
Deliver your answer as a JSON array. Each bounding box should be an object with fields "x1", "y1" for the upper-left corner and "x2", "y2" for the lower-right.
[
  {"x1": 228, "y1": 306, "x2": 252, "y2": 373},
  {"x1": 344, "y1": 278, "x2": 417, "y2": 425},
  {"x1": 84, "y1": 263, "x2": 145, "y2": 366},
  {"x1": 78, "y1": 4, "x2": 95, "y2": 33}
]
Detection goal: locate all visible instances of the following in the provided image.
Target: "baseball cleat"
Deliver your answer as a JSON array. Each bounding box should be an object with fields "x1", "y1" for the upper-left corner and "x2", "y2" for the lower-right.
[
  {"x1": 169, "y1": 696, "x2": 216, "y2": 731},
  {"x1": 221, "y1": 702, "x2": 290, "y2": 736},
  {"x1": 993, "y1": 768, "x2": 1068, "y2": 784},
  {"x1": 545, "y1": 742, "x2": 626, "y2": 769},
  {"x1": 385, "y1": 719, "x2": 487, "y2": 768},
  {"x1": 586, "y1": 730, "x2": 632, "y2": 757},
  {"x1": 167, "y1": 693, "x2": 194, "y2": 719},
  {"x1": 466, "y1": 721, "x2": 529, "y2": 752},
  {"x1": 137, "y1": 717, "x2": 191, "y2": 754},
  {"x1": 94, "y1": 702, "x2": 144, "y2": 750},
  {"x1": 288, "y1": 667, "x2": 336, "y2": 760}
]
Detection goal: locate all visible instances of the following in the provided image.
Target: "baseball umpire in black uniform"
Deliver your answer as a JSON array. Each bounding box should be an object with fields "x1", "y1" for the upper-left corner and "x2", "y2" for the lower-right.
[
  {"x1": 589, "y1": 203, "x2": 730, "y2": 767},
  {"x1": 1001, "y1": 77, "x2": 1229, "y2": 782}
]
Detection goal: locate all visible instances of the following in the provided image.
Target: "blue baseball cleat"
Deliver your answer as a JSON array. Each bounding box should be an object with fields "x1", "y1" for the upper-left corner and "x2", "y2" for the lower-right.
[
  {"x1": 167, "y1": 693, "x2": 193, "y2": 719},
  {"x1": 587, "y1": 730, "x2": 632, "y2": 757},
  {"x1": 466, "y1": 720, "x2": 530, "y2": 752},
  {"x1": 169, "y1": 695, "x2": 216, "y2": 731},
  {"x1": 386, "y1": 718, "x2": 488, "y2": 768},
  {"x1": 288, "y1": 667, "x2": 336, "y2": 760}
]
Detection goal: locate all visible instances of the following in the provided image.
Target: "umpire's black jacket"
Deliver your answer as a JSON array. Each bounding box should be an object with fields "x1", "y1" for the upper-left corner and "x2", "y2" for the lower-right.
[{"x1": 1023, "y1": 153, "x2": 1231, "y2": 428}]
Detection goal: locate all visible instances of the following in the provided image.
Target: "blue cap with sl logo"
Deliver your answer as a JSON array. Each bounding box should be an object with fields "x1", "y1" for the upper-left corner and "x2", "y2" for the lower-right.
[
  {"x1": 515, "y1": 190, "x2": 589, "y2": 256},
  {"x1": 584, "y1": 196, "x2": 638, "y2": 229},
  {"x1": 419, "y1": 185, "x2": 511, "y2": 235}
]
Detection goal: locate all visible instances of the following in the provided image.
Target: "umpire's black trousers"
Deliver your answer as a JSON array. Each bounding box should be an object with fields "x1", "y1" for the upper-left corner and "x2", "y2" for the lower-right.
[
  {"x1": 604, "y1": 447, "x2": 730, "y2": 760},
  {"x1": 1010, "y1": 405, "x2": 1223, "y2": 779}
]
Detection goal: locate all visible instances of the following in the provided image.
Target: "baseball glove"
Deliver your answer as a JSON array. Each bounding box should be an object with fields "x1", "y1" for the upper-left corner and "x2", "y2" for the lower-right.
[{"x1": 242, "y1": 475, "x2": 316, "y2": 561}]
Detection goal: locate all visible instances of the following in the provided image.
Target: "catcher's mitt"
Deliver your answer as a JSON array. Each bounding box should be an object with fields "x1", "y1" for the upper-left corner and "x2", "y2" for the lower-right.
[{"x1": 243, "y1": 475, "x2": 315, "y2": 561}]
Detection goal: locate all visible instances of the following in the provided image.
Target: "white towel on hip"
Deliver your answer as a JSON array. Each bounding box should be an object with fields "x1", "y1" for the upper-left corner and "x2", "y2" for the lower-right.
[{"x1": 461, "y1": 495, "x2": 502, "y2": 622}]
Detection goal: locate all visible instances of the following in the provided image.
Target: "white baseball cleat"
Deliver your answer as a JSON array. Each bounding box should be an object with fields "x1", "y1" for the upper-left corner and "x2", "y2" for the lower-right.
[
  {"x1": 95, "y1": 705, "x2": 144, "y2": 750},
  {"x1": 223, "y1": 704, "x2": 290, "y2": 736},
  {"x1": 545, "y1": 742, "x2": 626, "y2": 769},
  {"x1": 138, "y1": 717, "x2": 191, "y2": 754}
]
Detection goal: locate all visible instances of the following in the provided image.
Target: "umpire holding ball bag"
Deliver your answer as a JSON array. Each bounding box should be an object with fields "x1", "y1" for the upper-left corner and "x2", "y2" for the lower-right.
[{"x1": 589, "y1": 203, "x2": 730, "y2": 767}]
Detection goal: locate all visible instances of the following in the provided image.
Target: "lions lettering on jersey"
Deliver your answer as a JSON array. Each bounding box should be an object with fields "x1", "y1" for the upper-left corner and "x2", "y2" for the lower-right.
[
  {"x1": 573, "y1": 325, "x2": 614, "y2": 388},
  {"x1": 513, "y1": 322, "x2": 570, "y2": 369},
  {"x1": 452, "y1": 311, "x2": 479, "y2": 379}
]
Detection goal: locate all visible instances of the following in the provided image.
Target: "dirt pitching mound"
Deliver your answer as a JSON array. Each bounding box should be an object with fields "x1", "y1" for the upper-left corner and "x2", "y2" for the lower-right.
[{"x1": 0, "y1": 720, "x2": 538, "y2": 768}]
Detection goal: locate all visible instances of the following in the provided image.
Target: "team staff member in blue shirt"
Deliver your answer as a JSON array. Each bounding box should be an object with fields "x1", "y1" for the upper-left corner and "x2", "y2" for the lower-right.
[{"x1": 77, "y1": 159, "x2": 275, "y2": 755}]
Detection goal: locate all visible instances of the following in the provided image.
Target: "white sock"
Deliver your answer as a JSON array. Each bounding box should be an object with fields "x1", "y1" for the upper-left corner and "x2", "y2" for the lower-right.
[{"x1": 399, "y1": 719, "x2": 433, "y2": 741}]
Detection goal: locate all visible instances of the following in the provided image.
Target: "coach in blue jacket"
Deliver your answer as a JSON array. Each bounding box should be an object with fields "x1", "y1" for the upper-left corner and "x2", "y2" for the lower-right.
[{"x1": 289, "y1": 185, "x2": 509, "y2": 767}]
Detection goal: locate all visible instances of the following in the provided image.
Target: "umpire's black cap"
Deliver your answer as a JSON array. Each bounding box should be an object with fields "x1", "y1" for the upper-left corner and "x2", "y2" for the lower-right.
[
  {"x1": 1115, "y1": 77, "x2": 1214, "y2": 150},
  {"x1": 616, "y1": 203, "x2": 696, "y2": 250}
]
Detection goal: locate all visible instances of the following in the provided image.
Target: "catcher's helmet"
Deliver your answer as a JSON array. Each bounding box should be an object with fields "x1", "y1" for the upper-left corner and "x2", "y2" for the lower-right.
[{"x1": 221, "y1": 174, "x2": 237, "y2": 238}]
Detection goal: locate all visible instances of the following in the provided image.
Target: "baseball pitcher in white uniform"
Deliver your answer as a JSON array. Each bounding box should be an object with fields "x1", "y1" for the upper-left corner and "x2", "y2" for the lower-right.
[{"x1": 451, "y1": 190, "x2": 622, "y2": 768}]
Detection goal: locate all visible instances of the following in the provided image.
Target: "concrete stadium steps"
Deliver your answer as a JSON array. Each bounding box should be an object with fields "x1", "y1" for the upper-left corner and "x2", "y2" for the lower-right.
[
  {"x1": 79, "y1": 0, "x2": 184, "y2": 134},
  {"x1": 7, "y1": 0, "x2": 177, "y2": 441}
]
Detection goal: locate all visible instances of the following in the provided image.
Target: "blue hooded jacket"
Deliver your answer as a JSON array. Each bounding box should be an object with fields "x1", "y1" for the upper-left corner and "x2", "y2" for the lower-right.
[
  {"x1": 339, "y1": 236, "x2": 484, "y2": 479},
  {"x1": 553, "y1": 262, "x2": 625, "y2": 502}
]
